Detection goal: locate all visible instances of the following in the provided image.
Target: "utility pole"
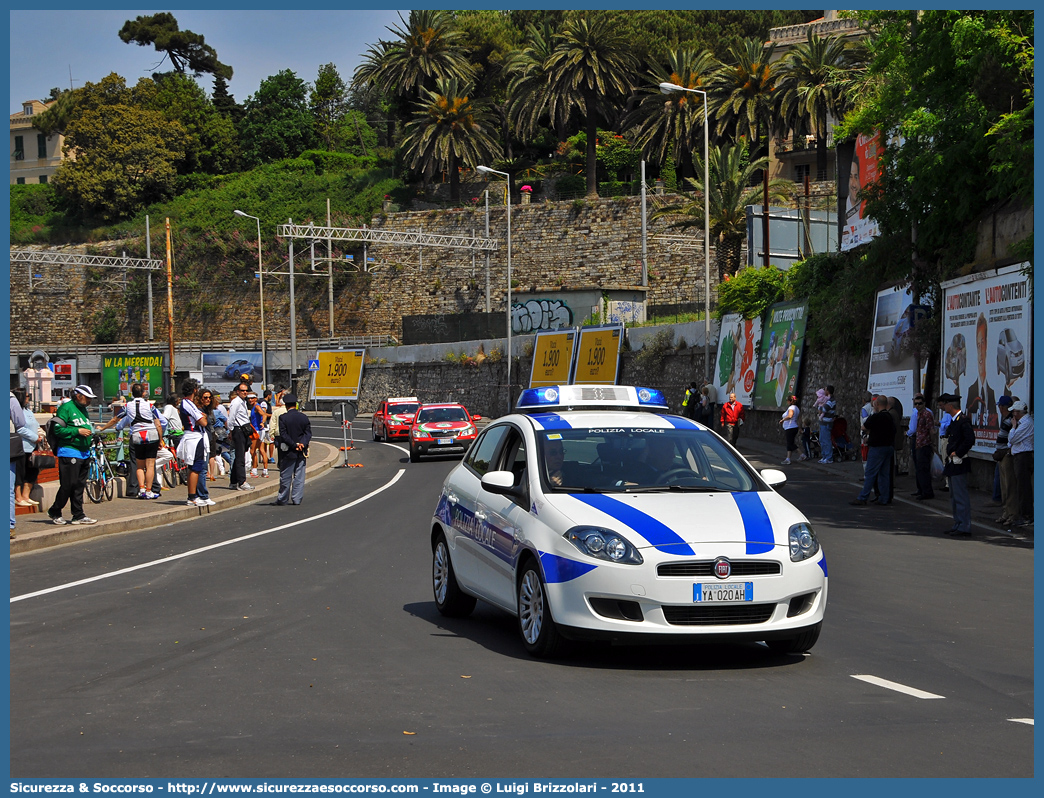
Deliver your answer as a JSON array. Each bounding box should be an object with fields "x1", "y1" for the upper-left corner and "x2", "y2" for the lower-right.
[{"x1": 165, "y1": 218, "x2": 175, "y2": 393}]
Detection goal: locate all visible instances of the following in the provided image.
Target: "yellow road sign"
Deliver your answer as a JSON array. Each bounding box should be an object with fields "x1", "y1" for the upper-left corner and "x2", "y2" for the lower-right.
[
  {"x1": 573, "y1": 325, "x2": 622, "y2": 385},
  {"x1": 311, "y1": 349, "x2": 365, "y2": 400},
  {"x1": 529, "y1": 330, "x2": 577, "y2": 388}
]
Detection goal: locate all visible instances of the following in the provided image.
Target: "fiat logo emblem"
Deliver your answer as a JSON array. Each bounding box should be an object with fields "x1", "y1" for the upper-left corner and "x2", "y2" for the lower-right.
[{"x1": 713, "y1": 557, "x2": 732, "y2": 579}]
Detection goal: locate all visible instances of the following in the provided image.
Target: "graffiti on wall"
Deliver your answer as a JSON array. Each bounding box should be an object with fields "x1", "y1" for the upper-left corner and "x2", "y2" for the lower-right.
[
  {"x1": 512, "y1": 299, "x2": 573, "y2": 333},
  {"x1": 605, "y1": 301, "x2": 645, "y2": 325}
]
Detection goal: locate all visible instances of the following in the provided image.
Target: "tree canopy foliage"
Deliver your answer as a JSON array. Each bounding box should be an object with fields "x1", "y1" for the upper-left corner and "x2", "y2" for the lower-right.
[{"x1": 119, "y1": 12, "x2": 233, "y2": 80}]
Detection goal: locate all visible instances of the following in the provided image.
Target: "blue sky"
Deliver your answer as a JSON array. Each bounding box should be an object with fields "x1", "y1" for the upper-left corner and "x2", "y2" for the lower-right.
[{"x1": 10, "y1": 8, "x2": 410, "y2": 112}]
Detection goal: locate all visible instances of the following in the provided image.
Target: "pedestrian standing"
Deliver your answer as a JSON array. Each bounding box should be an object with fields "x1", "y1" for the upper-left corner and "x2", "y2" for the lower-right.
[
  {"x1": 1007, "y1": 400, "x2": 1033, "y2": 527},
  {"x1": 681, "y1": 381, "x2": 700, "y2": 420},
  {"x1": 720, "y1": 392, "x2": 745, "y2": 446},
  {"x1": 103, "y1": 384, "x2": 168, "y2": 501},
  {"x1": 909, "y1": 394, "x2": 936, "y2": 501},
  {"x1": 938, "y1": 394, "x2": 975, "y2": 536},
  {"x1": 702, "y1": 381, "x2": 718, "y2": 429},
  {"x1": 227, "y1": 383, "x2": 254, "y2": 491},
  {"x1": 851, "y1": 395, "x2": 895, "y2": 506},
  {"x1": 176, "y1": 380, "x2": 212, "y2": 507},
  {"x1": 274, "y1": 393, "x2": 312, "y2": 506},
  {"x1": 13, "y1": 388, "x2": 44, "y2": 509},
  {"x1": 46, "y1": 385, "x2": 98, "y2": 526},
  {"x1": 817, "y1": 385, "x2": 836, "y2": 463},
  {"x1": 780, "y1": 395, "x2": 800, "y2": 464},
  {"x1": 247, "y1": 392, "x2": 268, "y2": 479},
  {"x1": 994, "y1": 396, "x2": 1019, "y2": 527}
]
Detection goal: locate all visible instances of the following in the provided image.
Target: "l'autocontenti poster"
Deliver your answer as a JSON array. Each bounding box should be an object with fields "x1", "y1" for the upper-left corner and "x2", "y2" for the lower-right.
[
  {"x1": 714, "y1": 313, "x2": 761, "y2": 406},
  {"x1": 201, "y1": 351, "x2": 264, "y2": 396},
  {"x1": 102, "y1": 354, "x2": 165, "y2": 401},
  {"x1": 753, "y1": 300, "x2": 809, "y2": 411},
  {"x1": 941, "y1": 263, "x2": 1031, "y2": 457},
  {"x1": 867, "y1": 283, "x2": 930, "y2": 411}
]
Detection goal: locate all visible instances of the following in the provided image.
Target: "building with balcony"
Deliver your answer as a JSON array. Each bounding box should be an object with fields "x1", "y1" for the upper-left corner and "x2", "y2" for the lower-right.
[
  {"x1": 10, "y1": 100, "x2": 65, "y2": 185},
  {"x1": 766, "y1": 11, "x2": 865, "y2": 186}
]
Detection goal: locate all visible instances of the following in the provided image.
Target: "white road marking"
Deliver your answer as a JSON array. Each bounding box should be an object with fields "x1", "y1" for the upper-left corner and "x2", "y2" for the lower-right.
[
  {"x1": 1008, "y1": 718, "x2": 1034, "y2": 725},
  {"x1": 10, "y1": 469, "x2": 407, "y2": 604},
  {"x1": 379, "y1": 442, "x2": 410, "y2": 455},
  {"x1": 851, "y1": 674, "x2": 945, "y2": 699}
]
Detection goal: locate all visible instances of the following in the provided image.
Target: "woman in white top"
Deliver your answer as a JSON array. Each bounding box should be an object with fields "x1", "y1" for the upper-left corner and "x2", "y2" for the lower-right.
[
  {"x1": 99, "y1": 383, "x2": 165, "y2": 499},
  {"x1": 780, "y1": 395, "x2": 801, "y2": 464},
  {"x1": 176, "y1": 379, "x2": 211, "y2": 507}
]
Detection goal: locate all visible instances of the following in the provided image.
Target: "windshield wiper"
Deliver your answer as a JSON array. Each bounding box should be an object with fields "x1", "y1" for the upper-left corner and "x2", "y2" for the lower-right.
[{"x1": 620, "y1": 484, "x2": 720, "y2": 493}]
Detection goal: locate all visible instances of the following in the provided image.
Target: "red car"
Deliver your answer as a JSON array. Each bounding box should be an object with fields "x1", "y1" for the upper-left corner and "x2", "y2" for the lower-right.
[
  {"x1": 372, "y1": 397, "x2": 420, "y2": 442},
  {"x1": 409, "y1": 403, "x2": 481, "y2": 462}
]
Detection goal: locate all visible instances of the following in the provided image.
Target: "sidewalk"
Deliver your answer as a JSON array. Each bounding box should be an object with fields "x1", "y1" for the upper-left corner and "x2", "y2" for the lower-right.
[
  {"x1": 736, "y1": 436, "x2": 1032, "y2": 541},
  {"x1": 10, "y1": 442, "x2": 341, "y2": 555}
]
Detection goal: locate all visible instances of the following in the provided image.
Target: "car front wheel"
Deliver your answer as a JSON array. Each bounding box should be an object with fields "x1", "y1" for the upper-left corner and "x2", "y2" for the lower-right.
[
  {"x1": 517, "y1": 561, "x2": 564, "y2": 658},
  {"x1": 766, "y1": 622, "x2": 822, "y2": 655},
  {"x1": 432, "y1": 533, "x2": 476, "y2": 617}
]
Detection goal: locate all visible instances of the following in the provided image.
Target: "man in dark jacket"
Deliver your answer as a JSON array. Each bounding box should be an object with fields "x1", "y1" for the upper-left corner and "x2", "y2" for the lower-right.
[
  {"x1": 851, "y1": 395, "x2": 896, "y2": 506},
  {"x1": 939, "y1": 393, "x2": 975, "y2": 536},
  {"x1": 274, "y1": 394, "x2": 312, "y2": 506}
]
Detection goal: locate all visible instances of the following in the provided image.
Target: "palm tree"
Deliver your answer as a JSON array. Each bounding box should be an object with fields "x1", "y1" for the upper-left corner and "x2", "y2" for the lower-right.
[
  {"x1": 399, "y1": 78, "x2": 499, "y2": 201},
  {"x1": 622, "y1": 48, "x2": 717, "y2": 180},
  {"x1": 505, "y1": 21, "x2": 557, "y2": 142},
  {"x1": 542, "y1": 13, "x2": 638, "y2": 197},
  {"x1": 774, "y1": 31, "x2": 852, "y2": 179},
  {"x1": 352, "y1": 11, "x2": 474, "y2": 100},
  {"x1": 651, "y1": 142, "x2": 792, "y2": 279},
  {"x1": 710, "y1": 38, "x2": 780, "y2": 158}
]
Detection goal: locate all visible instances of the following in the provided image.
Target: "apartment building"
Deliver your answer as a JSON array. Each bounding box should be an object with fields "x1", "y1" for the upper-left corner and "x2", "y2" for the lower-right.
[
  {"x1": 10, "y1": 99, "x2": 65, "y2": 185},
  {"x1": 766, "y1": 11, "x2": 865, "y2": 185}
]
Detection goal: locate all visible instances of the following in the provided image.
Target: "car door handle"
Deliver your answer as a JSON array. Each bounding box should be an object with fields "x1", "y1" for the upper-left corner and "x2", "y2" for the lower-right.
[
  {"x1": 446, "y1": 493, "x2": 458, "y2": 505},
  {"x1": 474, "y1": 511, "x2": 487, "y2": 522}
]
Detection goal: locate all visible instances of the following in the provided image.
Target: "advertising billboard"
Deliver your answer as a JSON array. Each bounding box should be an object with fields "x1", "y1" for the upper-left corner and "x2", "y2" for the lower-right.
[
  {"x1": 102, "y1": 354, "x2": 165, "y2": 401},
  {"x1": 572, "y1": 325, "x2": 622, "y2": 385},
  {"x1": 841, "y1": 131, "x2": 882, "y2": 251},
  {"x1": 752, "y1": 301, "x2": 809, "y2": 411},
  {"x1": 867, "y1": 284, "x2": 930, "y2": 411},
  {"x1": 311, "y1": 349, "x2": 366, "y2": 400},
  {"x1": 529, "y1": 329, "x2": 577, "y2": 388},
  {"x1": 50, "y1": 358, "x2": 77, "y2": 401},
  {"x1": 714, "y1": 313, "x2": 762, "y2": 406},
  {"x1": 941, "y1": 263, "x2": 1031, "y2": 456},
  {"x1": 201, "y1": 351, "x2": 264, "y2": 396}
]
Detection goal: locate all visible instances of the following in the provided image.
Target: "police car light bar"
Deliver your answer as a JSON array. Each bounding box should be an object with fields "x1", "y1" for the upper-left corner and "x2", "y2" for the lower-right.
[{"x1": 515, "y1": 385, "x2": 669, "y2": 413}]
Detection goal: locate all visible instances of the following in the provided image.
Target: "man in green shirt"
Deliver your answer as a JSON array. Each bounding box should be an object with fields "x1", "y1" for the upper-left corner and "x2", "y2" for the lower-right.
[{"x1": 47, "y1": 385, "x2": 98, "y2": 526}]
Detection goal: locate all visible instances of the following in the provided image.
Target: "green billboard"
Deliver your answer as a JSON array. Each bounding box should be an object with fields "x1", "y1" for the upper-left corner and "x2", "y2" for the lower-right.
[
  {"x1": 752, "y1": 300, "x2": 809, "y2": 411},
  {"x1": 102, "y1": 354, "x2": 165, "y2": 402}
]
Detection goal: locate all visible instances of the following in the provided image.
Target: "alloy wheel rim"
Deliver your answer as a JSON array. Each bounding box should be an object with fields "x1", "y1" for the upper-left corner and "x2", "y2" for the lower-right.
[
  {"x1": 519, "y1": 571, "x2": 543, "y2": 644},
  {"x1": 433, "y1": 542, "x2": 449, "y2": 603}
]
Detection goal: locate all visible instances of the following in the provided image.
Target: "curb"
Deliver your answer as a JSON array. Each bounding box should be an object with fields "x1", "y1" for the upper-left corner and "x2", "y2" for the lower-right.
[{"x1": 10, "y1": 443, "x2": 341, "y2": 555}]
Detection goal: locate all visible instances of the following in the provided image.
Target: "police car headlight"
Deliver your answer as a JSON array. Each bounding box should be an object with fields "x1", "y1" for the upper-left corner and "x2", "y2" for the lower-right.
[
  {"x1": 788, "y1": 522, "x2": 819, "y2": 562},
  {"x1": 565, "y1": 527, "x2": 643, "y2": 564}
]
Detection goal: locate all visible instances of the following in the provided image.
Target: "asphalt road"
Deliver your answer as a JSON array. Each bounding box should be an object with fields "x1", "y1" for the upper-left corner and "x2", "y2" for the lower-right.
[{"x1": 9, "y1": 416, "x2": 1034, "y2": 778}]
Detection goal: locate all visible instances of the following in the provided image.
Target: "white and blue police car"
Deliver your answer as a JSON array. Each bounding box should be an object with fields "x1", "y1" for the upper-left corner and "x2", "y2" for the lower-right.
[{"x1": 429, "y1": 384, "x2": 827, "y2": 658}]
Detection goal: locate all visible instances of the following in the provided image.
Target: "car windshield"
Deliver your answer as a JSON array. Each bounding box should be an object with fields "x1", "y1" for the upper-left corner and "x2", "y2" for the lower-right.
[
  {"x1": 389, "y1": 403, "x2": 419, "y2": 415},
  {"x1": 539, "y1": 427, "x2": 760, "y2": 493},
  {"x1": 418, "y1": 407, "x2": 468, "y2": 423}
]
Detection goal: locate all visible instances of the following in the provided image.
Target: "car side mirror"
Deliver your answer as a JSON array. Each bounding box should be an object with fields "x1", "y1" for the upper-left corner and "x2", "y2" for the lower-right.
[
  {"x1": 481, "y1": 470, "x2": 526, "y2": 499},
  {"x1": 760, "y1": 468, "x2": 787, "y2": 489},
  {"x1": 472, "y1": 414, "x2": 483, "y2": 421}
]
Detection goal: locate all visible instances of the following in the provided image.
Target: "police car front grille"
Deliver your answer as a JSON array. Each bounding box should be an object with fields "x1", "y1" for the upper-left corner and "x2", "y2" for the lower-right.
[
  {"x1": 657, "y1": 561, "x2": 782, "y2": 578},
  {"x1": 662, "y1": 604, "x2": 775, "y2": 626}
]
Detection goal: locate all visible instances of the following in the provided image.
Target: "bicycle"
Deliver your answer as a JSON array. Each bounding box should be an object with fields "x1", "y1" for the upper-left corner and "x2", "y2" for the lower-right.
[
  {"x1": 159, "y1": 435, "x2": 189, "y2": 488},
  {"x1": 86, "y1": 433, "x2": 116, "y2": 503}
]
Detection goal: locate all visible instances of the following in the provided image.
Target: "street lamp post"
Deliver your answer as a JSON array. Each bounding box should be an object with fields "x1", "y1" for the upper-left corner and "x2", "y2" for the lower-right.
[
  {"x1": 233, "y1": 210, "x2": 267, "y2": 386},
  {"x1": 659, "y1": 82, "x2": 712, "y2": 382},
  {"x1": 476, "y1": 165, "x2": 512, "y2": 413}
]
